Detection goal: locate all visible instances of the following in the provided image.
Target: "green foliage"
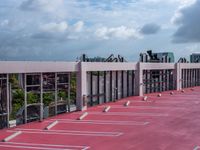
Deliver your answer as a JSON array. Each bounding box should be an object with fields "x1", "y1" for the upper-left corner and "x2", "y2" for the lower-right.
[
  {"x1": 9, "y1": 72, "x2": 78, "y2": 120},
  {"x1": 9, "y1": 74, "x2": 19, "y2": 88},
  {"x1": 27, "y1": 92, "x2": 39, "y2": 104},
  {"x1": 58, "y1": 91, "x2": 67, "y2": 99},
  {"x1": 43, "y1": 92, "x2": 54, "y2": 106},
  {"x1": 70, "y1": 73, "x2": 76, "y2": 104},
  {"x1": 10, "y1": 89, "x2": 24, "y2": 120}
]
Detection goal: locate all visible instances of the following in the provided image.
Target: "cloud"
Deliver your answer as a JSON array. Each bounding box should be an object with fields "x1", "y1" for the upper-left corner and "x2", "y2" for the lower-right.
[
  {"x1": 95, "y1": 26, "x2": 140, "y2": 40},
  {"x1": 0, "y1": 19, "x2": 9, "y2": 27},
  {"x1": 40, "y1": 21, "x2": 68, "y2": 33},
  {"x1": 140, "y1": 23, "x2": 161, "y2": 35},
  {"x1": 73, "y1": 21, "x2": 84, "y2": 32},
  {"x1": 32, "y1": 21, "x2": 86, "y2": 41},
  {"x1": 19, "y1": 0, "x2": 66, "y2": 18},
  {"x1": 172, "y1": 0, "x2": 200, "y2": 43},
  {"x1": 1, "y1": 0, "x2": 196, "y2": 61},
  {"x1": 145, "y1": 0, "x2": 195, "y2": 5},
  {"x1": 20, "y1": 0, "x2": 64, "y2": 12}
]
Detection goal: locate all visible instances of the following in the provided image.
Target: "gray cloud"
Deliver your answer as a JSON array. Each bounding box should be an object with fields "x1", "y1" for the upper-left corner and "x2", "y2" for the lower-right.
[
  {"x1": 140, "y1": 23, "x2": 161, "y2": 35},
  {"x1": 172, "y1": 0, "x2": 200, "y2": 43}
]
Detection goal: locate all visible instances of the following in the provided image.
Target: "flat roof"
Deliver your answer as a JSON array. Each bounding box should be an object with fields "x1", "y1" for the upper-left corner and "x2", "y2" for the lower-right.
[{"x1": 0, "y1": 87, "x2": 200, "y2": 149}]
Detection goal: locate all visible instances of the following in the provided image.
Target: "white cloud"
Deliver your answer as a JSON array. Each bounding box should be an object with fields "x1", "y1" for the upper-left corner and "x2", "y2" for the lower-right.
[
  {"x1": 73, "y1": 21, "x2": 84, "y2": 32},
  {"x1": 144, "y1": 0, "x2": 195, "y2": 5},
  {"x1": 176, "y1": 0, "x2": 196, "y2": 5},
  {"x1": 95, "y1": 26, "x2": 140, "y2": 40},
  {"x1": 40, "y1": 21, "x2": 68, "y2": 33},
  {"x1": 20, "y1": 0, "x2": 64, "y2": 12}
]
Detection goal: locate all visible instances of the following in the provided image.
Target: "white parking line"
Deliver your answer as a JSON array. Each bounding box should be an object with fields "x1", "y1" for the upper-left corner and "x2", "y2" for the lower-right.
[
  {"x1": 10, "y1": 129, "x2": 123, "y2": 137},
  {"x1": 2, "y1": 131, "x2": 22, "y2": 142},
  {"x1": 128, "y1": 100, "x2": 197, "y2": 104},
  {"x1": 0, "y1": 141, "x2": 89, "y2": 150},
  {"x1": 124, "y1": 101, "x2": 130, "y2": 106},
  {"x1": 98, "y1": 105, "x2": 185, "y2": 110},
  {"x1": 152, "y1": 101, "x2": 191, "y2": 104},
  {"x1": 127, "y1": 100, "x2": 152, "y2": 103},
  {"x1": 193, "y1": 146, "x2": 200, "y2": 150},
  {"x1": 77, "y1": 112, "x2": 169, "y2": 117},
  {"x1": 103, "y1": 106, "x2": 111, "y2": 112},
  {"x1": 77, "y1": 112, "x2": 88, "y2": 120},
  {"x1": 45, "y1": 121, "x2": 58, "y2": 130},
  {"x1": 49, "y1": 119, "x2": 149, "y2": 126},
  {"x1": 0, "y1": 145, "x2": 66, "y2": 150}
]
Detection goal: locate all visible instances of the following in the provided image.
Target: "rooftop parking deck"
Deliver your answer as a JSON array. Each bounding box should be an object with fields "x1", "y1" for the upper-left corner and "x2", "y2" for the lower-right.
[{"x1": 0, "y1": 87, "x2": 200, "y2": 150}]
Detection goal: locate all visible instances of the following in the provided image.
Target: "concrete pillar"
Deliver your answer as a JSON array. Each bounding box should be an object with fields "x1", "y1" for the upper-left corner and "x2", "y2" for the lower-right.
[
  {"x1": 175, "y1": 63, "x2": 182, "y2": 90},
  {"x1": 6, "y1": 74, "x2": 10, "y2": 127},
  {"x1": 40, "y1": 73, "x2": 43, "y2": 122},
  {"x1": 135, "y1": 62, "x2": 143, "y2": 96},
  {"x1": 24, "y1": 74, "x2": 27, "y2": 124},
  {"x1": 67, "y1": 73, "x2": 71, "y2": 112},
  {"x1": 76, "y1": 62, "x2": 87, "y2": 111},
  {"x1": 55, "y1": 73, "x2": 58, "y2": 115}
]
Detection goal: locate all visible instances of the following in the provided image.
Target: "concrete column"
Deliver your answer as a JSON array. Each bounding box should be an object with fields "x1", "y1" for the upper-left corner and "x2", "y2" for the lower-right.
[
  {"x1": 40, "y1": 73, "x2": 43, "y2": 122},
  {"x1": 135, "y1": 62, "x2": 143, "y2": 96},
  {"x1": 76, "y1": 62, "x2": 87, "y2": 111},
  {"x1": 67, "y1": 73, "x2": 71, "y2": 112},
  {"x1": 175, "y1": 63, "x2": 182, "y2": 90},
  {"x1": 55, "y1": 73, "x2": 58, "y2": 115},
  {"x1": 6, "y1": 74, "x2": 10, "y2": 127},
  {"x1": 24, "y1": 74, "x2": 27, "y2": 124}
]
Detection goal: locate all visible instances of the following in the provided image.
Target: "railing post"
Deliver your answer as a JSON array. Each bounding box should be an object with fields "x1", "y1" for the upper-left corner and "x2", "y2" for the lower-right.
[
  {"x1": 135, "y1": 62, "x2": 143, "y2": 96},
  {"x1": 76, "y1": 62, "x2": 87, "y2": 111}
]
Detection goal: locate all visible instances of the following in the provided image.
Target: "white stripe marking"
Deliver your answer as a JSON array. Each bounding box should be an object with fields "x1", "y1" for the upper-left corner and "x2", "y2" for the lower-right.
[
  {"x1": 103, "y1": 106, "x2": 111, "y2": 112},
  {"x1": 81, "y1": 112, "x2": 169, "y2": 117},
  {"x1": 157, "y1": 93, "x2": 162, "y2": 97},
  {"x1": 129, "y1": 100, "x2": 195, "y2": 104},
  {"x1": 48, "y1": 119, "x2": 149, "y2": 126},
  {"x1": 45, "y1": 121, "x2": 58, "y2": 130},
  {"x1": 2, "y1": 131, "x2": 22, "y2": 142},
  {"x1": 143, "y1": 96, "x2": 148, "y2": 101},
  {"x1": 10, "y1": 129, "x2": 123, "y2": 137},
  {"x1": 98, "y1": 105, "x2": 185, "y2": 110},
  {"x1": 77, "y1": 112, "x2": 88, "y2": 120},
  {"x1": 0, "y1": 141, "x2": 89, "y2": 150},
  {"x1": 0, "y1": 145, "x2": 69, "y2": 150},
  {"x1": 124, "y1": 101, "x2": 130, "y2": 107},
  {"x1": 193, "y1": 146, "x2": 200, "y2": 150},
  {"x1": 128, "y1": 100, "x2": 152, "y2": 103}
]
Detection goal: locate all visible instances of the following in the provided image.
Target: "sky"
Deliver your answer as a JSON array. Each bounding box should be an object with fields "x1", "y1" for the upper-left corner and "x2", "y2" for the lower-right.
[{"x1": 0, "y1": 0, "x2": 200, "y2": 61}]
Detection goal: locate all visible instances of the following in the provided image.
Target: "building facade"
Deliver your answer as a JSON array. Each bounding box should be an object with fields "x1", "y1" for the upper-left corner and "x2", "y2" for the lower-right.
[
  {"x1": 190, "y1": 53, "x2": 200, "y2": 63},
  {"x1": 0, "y1": 61, "x2": 200, "y2": 129}
]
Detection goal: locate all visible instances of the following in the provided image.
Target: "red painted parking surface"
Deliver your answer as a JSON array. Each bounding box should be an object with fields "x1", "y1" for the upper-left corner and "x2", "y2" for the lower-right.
[{"x1": 1, "y1": 87, "x2": 200, "y2": 150}]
